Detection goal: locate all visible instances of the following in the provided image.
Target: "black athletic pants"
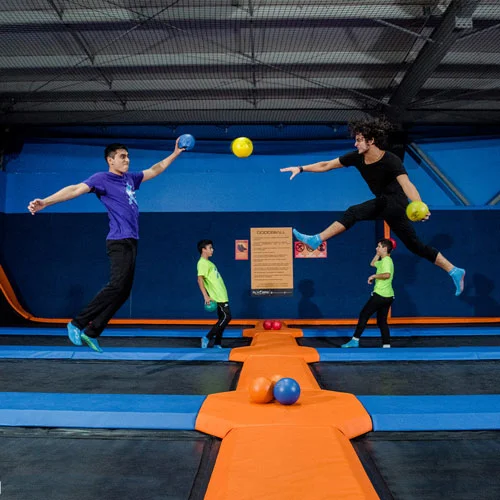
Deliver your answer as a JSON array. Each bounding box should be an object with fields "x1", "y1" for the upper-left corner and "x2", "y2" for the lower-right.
[
  {"x1": 353, "y1": 292, "x2": 394, "y2": 345},
  {"x1": 338, "y1": 195, "x2": 439, "y2": 263},
  {"x1": 206, "y1": 303, "x2": 232, "y2": 346},
  {"x1": 73, "y1": 238, "x2": 137, "y2": 337}
]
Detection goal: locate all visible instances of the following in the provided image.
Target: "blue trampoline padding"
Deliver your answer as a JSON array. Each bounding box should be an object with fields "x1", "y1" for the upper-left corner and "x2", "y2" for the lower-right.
[
  {"x1": 0, "y1": 327, "x2": 244, "y2": 338},
  {"x1": 0, "y1": 392, "x2": 205, "y2": 430},
  {"x1": 358, "y1": 395, "x2": 500, "y2": 431},
  {"x1": 301, "y1": 326, "x2": 500, "y2": 337},
  {"x1": 317, "y1": 347, "x2": 500, "y2": 362},
  {"x1": 0, "y1": 346, "x2": 231, "y2": 361}
]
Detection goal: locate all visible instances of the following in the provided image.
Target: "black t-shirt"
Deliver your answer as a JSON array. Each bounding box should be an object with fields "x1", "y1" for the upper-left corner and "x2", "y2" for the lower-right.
[{"x1": 339, "y1": 150, "x2": 407, "y2": 197}]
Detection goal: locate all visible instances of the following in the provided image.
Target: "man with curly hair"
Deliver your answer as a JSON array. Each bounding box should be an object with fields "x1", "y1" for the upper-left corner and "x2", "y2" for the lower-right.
[{"x1": 280, "y1": 118, "x2": 465, "y2": 296}]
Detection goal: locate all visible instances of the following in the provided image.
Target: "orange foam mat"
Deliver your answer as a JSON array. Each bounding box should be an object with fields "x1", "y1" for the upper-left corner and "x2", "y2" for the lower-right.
[
  {"x1": 204, "y1": 425, "x2": 379, "y2": 500},
  {"x1": 236, "y1": 355, "x2": 320, "y2": 391},
  {"x1": 195, "y1": 390, "x2": 372, "y2": 440},
  {"x1": 243, "y1": 325, "x2": 303, "y2": 338},
  {"x1": 249, "y1": 332, "x2": 301, "y2": 346},
  {"x1": 230, "y1": 332, "x2": 319, "y2": 363}
]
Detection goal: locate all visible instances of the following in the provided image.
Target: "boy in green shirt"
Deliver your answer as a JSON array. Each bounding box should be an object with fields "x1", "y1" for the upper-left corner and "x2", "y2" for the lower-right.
[
  {"x1": 197, "y1": 239, "x2": 232, "y2": 349},
  {"x1": 342, "y1": 238, "x2": 395, "y2": 348}
]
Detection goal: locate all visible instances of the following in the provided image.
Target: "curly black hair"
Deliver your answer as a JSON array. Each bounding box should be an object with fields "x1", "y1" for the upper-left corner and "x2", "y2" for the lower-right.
[{"x1": 348, "y1": 117, "x2": 394, "y2": 148}]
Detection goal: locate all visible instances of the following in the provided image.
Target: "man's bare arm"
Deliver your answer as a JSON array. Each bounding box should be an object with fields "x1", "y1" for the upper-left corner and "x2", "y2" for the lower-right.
[
  {"x1": 280, "y1": 157, "x2": 344, "y2": 180},
  {"x1": 28, "y1": 183, "x2": 91, "y2": 214}
]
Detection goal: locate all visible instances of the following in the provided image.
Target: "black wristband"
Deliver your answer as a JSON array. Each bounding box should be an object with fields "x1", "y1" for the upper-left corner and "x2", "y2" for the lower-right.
[{"x1": 298, "y1": 166, "x2": 304, "y2": 173}]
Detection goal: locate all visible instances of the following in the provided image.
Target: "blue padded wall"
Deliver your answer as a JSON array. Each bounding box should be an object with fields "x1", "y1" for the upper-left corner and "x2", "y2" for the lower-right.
[
  {"x1": 0, "y1": 172, "x2": 6, "y2": 213},
  {"x1": 2, "y1": 212, "x2": 375, "y2": 320},
  {"x1": 1, "y1": 138, "x2": 499, "y2": 321},
  {"x1": 418, "y1": 138, "x2": 500, "y2": 205},
  {"x1": 402, "y1": 153, "x2": 453, "y2": 207},
  {"x1": 389, "y1": 208, "x2": 500, "y2": 318},
  {"x1": 3, "y1": 140, "x2": 454, "y2": 214},
  {"x1": 1, "y1": 210, "x2": 499, "y2": 320}
]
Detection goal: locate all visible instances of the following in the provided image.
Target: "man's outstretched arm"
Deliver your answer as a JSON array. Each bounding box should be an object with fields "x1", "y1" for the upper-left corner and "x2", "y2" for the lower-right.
[
  {"x1": 280, "y1": 157, "x2": 344, "y2": 180},
  {"x1": 28, "y1": 183, "x2": 91, "y2": 215},
  {"x1": 142, "y1": 138, "x2": 185, "y2": 182}
]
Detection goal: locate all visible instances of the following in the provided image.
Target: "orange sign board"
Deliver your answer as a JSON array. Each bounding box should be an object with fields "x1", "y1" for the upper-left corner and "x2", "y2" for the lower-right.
[
  {"x1": 250, "y1": 227, "x2": 293, "y2": 297},
  {"x1": 235, "y1": 240, "x2": 249, "y2": 260}
]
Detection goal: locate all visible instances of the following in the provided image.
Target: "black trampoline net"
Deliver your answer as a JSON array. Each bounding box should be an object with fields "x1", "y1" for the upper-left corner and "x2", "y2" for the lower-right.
[{"x1": 0, "y1": 0, "x2": 499, "y2": 125}]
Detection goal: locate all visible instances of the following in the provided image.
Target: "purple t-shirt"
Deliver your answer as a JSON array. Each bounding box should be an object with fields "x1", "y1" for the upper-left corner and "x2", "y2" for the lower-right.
[{"x1": 83, "y1": 171, "x2": 144, "y2": 240}]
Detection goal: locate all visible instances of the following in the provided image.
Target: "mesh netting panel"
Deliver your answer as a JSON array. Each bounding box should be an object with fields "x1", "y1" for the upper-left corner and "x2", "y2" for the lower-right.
[{"x1": 0, "y1": 0, "x2": 499, "y2": 124}]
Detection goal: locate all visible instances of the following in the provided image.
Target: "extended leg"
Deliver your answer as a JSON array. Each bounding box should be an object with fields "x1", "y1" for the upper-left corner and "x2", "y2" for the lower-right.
[
  {"x1": 73, "y1": 239, "x2": 137, "y2": 335},
  {"x1": 387, "y1": 212, "x2": 465, "y2": 296},
  {"x1": 294, "y1": 199, "x2": 382, "y2": 250}
]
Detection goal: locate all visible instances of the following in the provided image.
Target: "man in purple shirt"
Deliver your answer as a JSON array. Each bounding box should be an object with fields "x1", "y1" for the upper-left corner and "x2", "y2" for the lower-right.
[{"x1": 28, "y1": 140, "x2": 185, "y2": 352}]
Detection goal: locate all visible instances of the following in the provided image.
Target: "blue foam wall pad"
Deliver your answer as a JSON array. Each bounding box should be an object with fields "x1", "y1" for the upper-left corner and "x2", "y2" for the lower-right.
[
  {"x1": 301, "y1": 326, "x2": 500, "y2": 337},
  {"x1": 0, "y1": 392, "x2": 205, "y2": 430},
  {"x1": 318, "y1": 346, "x2": 500, "y2": 362},
  {"x1": 0, "y1": 327, "x2": 244, "y2": 338},
  {"x1": 0, "y1": 346, "x2": 231, "y2": 361},
  {"x1": 358, "y1": 395, "x2": 500, "y2": 431}
]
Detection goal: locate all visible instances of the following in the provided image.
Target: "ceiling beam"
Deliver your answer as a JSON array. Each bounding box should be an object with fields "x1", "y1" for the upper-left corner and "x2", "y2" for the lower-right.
[
  {"x1": 44, "y1": 0, "x2": 126, "y2": 109},
  {"x1": 388, "y1": 0, "x2": 481, "y2": 119},
  {"x1": 2, "y1": 107, "x2": 499, "y2": 127},
  {"x1": 4, "y1": 17, "x2": 500, "y2": 33}
]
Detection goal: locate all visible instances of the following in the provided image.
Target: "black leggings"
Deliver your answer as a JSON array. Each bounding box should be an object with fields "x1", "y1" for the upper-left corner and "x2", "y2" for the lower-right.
[
  {"x1": 338, "y1": 195, "x2": 439, "y2": 263},
  {"x1": 354, "y1": 292, "x2": 394, "y2": 345},
  {"x1": 73, "y1": 238, "x2": 137, "y2": 337},
  {"x1": 206, "y1": 302, "x2": 232, "y2": 346}
]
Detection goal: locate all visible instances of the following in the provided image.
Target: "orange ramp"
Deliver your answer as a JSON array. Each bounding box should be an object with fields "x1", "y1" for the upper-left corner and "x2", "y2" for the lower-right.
[
  {"x1": 236, "y1": 355, "x2": 320, "y2": 391},
  {"x1": 197, "y1": 326, "x2": 377, "y2": 497},
  {"x1": 230, "y1": 331, "x2": 319, "y2": 363},
  {"x1": 204, "y1": 425, "x2": 379, "y2": 500},
  {"x1": 242, "y1": 323, "x2": 303, "y2": 338},
  {"x1": 196, "y1": 389, "x2": 372, "y2": 440}
]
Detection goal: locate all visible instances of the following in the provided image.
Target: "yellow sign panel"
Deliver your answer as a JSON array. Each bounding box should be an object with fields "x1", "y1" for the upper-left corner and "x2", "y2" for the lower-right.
[{"x1": 250, "y1": 227, "x2": 293, "y2": 297}]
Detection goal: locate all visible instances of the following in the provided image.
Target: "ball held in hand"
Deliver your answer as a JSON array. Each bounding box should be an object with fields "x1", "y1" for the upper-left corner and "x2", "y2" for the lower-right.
[
  {"x1": 178, "y1": 134, "x2": 195, "y2": 151},
  {"x1": 406, "y1": 201, "x2": 429, "y2": 222},
  {"x1": 204, "y1": 300, "x2": 217, "y2": 312}
]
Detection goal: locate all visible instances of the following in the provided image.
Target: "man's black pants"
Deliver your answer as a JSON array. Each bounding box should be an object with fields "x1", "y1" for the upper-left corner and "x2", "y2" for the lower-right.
[
  {"x1": 73, "y1": 238, "x2": 137, "y2": 337},
  {"x1": 338, "y1": 195, "x2": 439, "y2": 263}
]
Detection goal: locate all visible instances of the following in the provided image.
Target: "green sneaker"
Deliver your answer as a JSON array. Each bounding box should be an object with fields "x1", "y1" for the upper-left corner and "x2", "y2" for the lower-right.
[{"x1": 81, "y1": 333, "x2": 103, "y2": 353}]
